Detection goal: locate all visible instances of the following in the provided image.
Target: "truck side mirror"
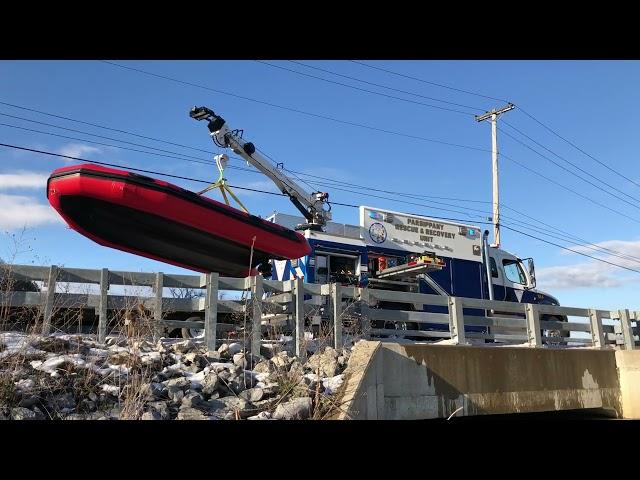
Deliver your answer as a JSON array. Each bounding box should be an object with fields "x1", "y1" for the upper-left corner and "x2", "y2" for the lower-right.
[{"x1": 527, "y1": 258, "x2": 536, "y2": 288}]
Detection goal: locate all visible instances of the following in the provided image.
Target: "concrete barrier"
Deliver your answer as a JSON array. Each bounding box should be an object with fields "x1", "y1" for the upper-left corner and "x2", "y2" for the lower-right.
[{"x1": 336, "y1": 341, "x2": 640, "y2": 419}]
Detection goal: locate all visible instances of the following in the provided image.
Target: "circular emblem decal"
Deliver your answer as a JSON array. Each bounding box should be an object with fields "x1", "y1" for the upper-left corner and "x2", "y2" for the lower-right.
[{"x1": 369, "y1": 222, "x2": 387, "y2": 244}]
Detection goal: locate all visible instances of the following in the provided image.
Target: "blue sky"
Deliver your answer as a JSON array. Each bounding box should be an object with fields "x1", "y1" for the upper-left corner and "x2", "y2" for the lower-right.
[{"x1": 1, "y1": 60, "x2": 639, "y2": 311}]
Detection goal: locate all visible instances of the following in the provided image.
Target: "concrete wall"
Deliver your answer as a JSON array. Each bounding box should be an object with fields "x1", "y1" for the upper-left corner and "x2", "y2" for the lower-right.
[
  {"x1": 616, "y1": 350, "x2": 640, "y2": 419},
  {"x1": 337, "y1": 341, "x2": 640, "y2": 420}
]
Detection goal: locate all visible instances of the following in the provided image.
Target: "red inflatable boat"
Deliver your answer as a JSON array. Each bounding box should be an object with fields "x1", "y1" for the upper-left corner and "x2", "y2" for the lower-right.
[{"x1": 47, "y1": 163, "x2": 311, "y2": 276}]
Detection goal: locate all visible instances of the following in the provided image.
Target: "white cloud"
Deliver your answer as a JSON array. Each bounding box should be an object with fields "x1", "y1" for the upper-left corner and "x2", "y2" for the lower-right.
[
  {"x1": 0, "y1": 171, "x2": 49, "y2": 190},
  {"x1": 0, "y1": 194, "x2": 62, "y2": 230},
  {"x1": 537, "y1": 239, "x2": 640, "y2": 290},
  {"x1": 57, "y1": 143, "x2": 101, "y2": 161}
]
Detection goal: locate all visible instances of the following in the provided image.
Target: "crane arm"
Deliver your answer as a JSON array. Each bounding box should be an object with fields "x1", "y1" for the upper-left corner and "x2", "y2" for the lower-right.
[{"x1": 190, "y1": 106, "x2": 331, "y2": 230}]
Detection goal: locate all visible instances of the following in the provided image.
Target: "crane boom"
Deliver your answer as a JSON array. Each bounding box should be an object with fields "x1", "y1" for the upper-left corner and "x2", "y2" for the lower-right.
[{"x1": 190, "y1": 106, "x2": 331, "y2": 230}]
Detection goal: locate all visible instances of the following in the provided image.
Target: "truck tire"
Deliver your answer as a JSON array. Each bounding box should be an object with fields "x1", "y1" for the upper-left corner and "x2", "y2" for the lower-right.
[
  {"x1": 181, "y1": 316, "x2": 205, "y2": 340},
  {"x1": 543, "y1": 315, "x2": 569, "y2": 345}
]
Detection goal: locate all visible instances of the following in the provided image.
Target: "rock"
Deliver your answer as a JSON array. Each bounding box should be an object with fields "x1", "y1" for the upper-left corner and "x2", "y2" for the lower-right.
[
  {"x1": 78, "y1": 399, "x2": 97, "y2": 412},
  {"x1": 259, "y1": 344, "x2": 277, "y2": 359},
  {"x1": 204, "y1": 351, "x2": 221, "y2": 362},
  {"x1": 239, "y1": 387, "x2": 264, "y2": 403},
  {"x1": 322, "y1": 374, "x2": 344, "y2": 395},
  {"x1": 288, "y1": 359, "x2": 304, "y2": 377},
  {"x1": 217, "y1": 343, "x2": 229, "y2": 356},
  {"x1": 199, "y1": 398, "x2": 226, "y2": 413},
  {"x1": 15, "y1": 378, "x2": 35, "y2": 391},
  {"x1": 155, "y1": 340, "x2": 168, "y2": 353},
  {"x1": 49, "y1": 392, "x2": 76, "y2": 413},
  {"x1": 233, "y1": 352, "x2": 261, "y2": 370},
  {"x1": 260, "y1": 383, "x2": 280, "y2": 397},
  {"x1": 141, "y1": 411, "x2": 161, "y2": 420},
  {"x1": 63, "y1": 413, "x2": 89, "y2": 420},
  {"x1": 337, "y1": 355, "x2": 347, "y2": 367},
  {"x1": 252, "y1": 398, "x2": 277, "y2": 410},
  {"x1": 147, "y1": 401, "x2": 171, "y2": 420},
  {"x1": 164, "y1": 377, "x2": 190, "y2": 390},
  {"x1": 201, "y1": 372, "x2": 220, "y2": 398},
  {"x1": 184, "y1": 364, "x2": 201, "y2": 374},
  {"x1": 173, "y1": 340, "x2": 195, "y2": 354},
  {"x1": 181, "y1": 392, "x2": 205, "y2": 408},
  {"x1": 302, "y1": 374, "x2": 322, "y2": 392},
  {"x1": 253, "y1": 360, "x2": 275, "y2": 374},
  {"x1": 228, "y1": 342, "x2": 243, "y2": 356},
  {"x1": 272, "y1": 352, "x2": 293, "y2": 370},
  {"x1": 163, "y1": 377, "x2": 190, "y2": 402},
  {"x1": 215, "y1": 396, "x2": 256, "y2": 419},
  {"x1": 228, "y1": 372, "x2": 257, "y2": 394},
  {"x1": 11, "y1": 407, "x2": 44, "y2": 420},
  {"x1": 101, "y1": 406, "x2": 122, "y2": 419},
  {"x1": 150, "y1": 382, "x2": 168, "y2": 399},
  {"x1": 247, "y1": 411, "x2": 272, "y2": 420},
  {"x1": 176, "y1": 406, "x2": 210, "y2": 420},
  {"x1": 32, "y1": 406, "x2": 47, "y2": 419},
  {"x1": 273, "y1": 397, "x2": 312, "y2": 420},
  {"x1": 307, "y1": 347, "x2": 339, "y2": 377},
  {"x1": 18, "y1": 395, "x2": 39, "y2": 409}
]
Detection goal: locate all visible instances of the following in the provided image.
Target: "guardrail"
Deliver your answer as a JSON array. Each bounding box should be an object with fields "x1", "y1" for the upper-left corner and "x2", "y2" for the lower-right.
[{"x1": 1, "y1": 264, "x2": 638, "y2": 354}]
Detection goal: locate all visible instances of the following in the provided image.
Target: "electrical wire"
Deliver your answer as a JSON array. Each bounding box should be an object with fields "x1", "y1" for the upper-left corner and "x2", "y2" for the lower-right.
[
  {"x1": 254, "y1": 60, "x2": 476, "y2": 116},
  {"x1": 287, "y1": 60, "x2": 485, "y2": 111}
]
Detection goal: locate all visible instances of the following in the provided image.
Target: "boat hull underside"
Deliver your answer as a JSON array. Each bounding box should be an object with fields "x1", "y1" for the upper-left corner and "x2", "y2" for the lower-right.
[{"x1": 59, "y1": 195, "x2": 272, "y2": 276}]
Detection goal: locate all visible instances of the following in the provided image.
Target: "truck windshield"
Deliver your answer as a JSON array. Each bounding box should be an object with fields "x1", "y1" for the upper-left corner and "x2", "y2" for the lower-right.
[{"x1": 502, "y1": 259, "x2": 527, "y2": 285}]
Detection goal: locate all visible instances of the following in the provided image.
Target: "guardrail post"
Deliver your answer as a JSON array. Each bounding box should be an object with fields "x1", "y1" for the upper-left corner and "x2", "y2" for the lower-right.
[
  {"x1": 359, "y1": 287, "x2": 370, "y2": 339},
  {"x1": 619, "y1": 309, "x2": 636, "y2": 350},
  {"x1": 41, "y1": 264, "x2": 58, "y2": 335},
  {"x1": 294, "y1": 277, "x2": 306, "y2": 360},
  {"x1": 331, "y1": 283, "x2": 342, "y2": 349},
  {"x1": 588, "y1": 309, "x2": 605, "y2": 349},
  {"x1": 448, "y1": 296, "x2": 466, "y2": 345},
  {"x1": 204, "y1": 272, "x2": 219, "y2": 351},
  {"x1": 153, "y1": 272, "x2": 164, "y2": 341},
  {"x1": 97, "y1": 268, "x2": 109, "y2": 343},
  {"x1": 251, "y1": 274, "x2": 263, "y2": 356},
  {"x1": 525, "y1": 303, "x2": 542, "y2": 347}
]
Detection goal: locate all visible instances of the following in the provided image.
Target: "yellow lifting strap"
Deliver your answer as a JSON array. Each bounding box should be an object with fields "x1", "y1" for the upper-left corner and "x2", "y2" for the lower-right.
[{"x1": 198, "y1": 154, "x2": 249, "y2": 214}]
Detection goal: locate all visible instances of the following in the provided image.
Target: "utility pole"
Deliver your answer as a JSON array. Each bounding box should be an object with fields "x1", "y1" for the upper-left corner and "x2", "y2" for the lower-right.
[{"x1": 475, "y1": 103, "x2": 515, "y2": 248}]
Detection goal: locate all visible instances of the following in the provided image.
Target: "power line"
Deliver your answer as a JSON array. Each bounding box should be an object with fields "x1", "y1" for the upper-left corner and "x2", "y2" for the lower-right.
[
  {"x1": 254, "y1": 60, "x2": 475, "y2": 116},
  {"x1": 502, "y1": 119, "x2": 640, "y2": 205},
  {"x1": 501, "y1": 225, "x2": 640, "y2": 275},
  {"x1": 503, "y1": 216, "x2": 640, "y2": 265},
  {"x1": 100, "y1": 61, "x2": 491, "y2": 153},
  {"x1": 499, "y1": 151, "x2": 640, "y2": 225},
  {"x1": 0, "y1": 110, "x2": 227, "y2": 164},
  {"x1": 348, "y1": 60, "x2": 509, "y2": 103},
  {"x1": 518, "y1": 106, "x2": 640, "y2": 190},
  {"x1": 287, "y1": 60, "x2": 485, "y2": 111},
  {"x1": 0, "y1": 121, "x2": 263, "y2": 177},
  {"x1": 3, "y1": 141, "x2": 639, "y2": 275},
  {"x1": 0, "y1": 100, "x2": 214, "y2": 156},
  {"x1": 500, "y1": 126, "x2": 640, "y2": 214}
]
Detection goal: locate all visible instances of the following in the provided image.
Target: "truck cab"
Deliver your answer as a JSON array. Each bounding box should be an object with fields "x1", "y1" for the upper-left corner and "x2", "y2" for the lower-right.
[{"x1": 488, "y1": 247, "x2": 560, "y2": 308}]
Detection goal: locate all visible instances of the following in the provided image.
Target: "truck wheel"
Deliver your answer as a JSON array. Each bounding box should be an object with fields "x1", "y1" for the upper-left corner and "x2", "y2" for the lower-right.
[
  {"x1": 181, "y1": 316, "x2": 205, "y2": 340},
  {"x1": 543, "y1": 316, "x2": 569, "y2": 345}
]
